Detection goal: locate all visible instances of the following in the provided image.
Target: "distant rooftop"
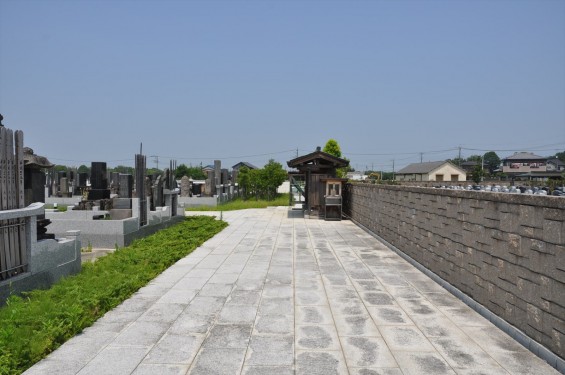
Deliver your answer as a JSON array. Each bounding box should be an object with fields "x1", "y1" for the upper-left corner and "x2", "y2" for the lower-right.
[
  {"x1": 232, "y1": 161, "x2": 258, "y2": 170},
  {"x1": 503, "y1": 152, "x2": 546, "y2": 160},
  {"x1": 396, "y1": 161, "x2": 449, "y2": 174}
]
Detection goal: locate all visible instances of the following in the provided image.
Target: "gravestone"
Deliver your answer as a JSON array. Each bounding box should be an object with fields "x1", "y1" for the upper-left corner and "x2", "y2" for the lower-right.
[
  {"x1": 57, "y1": 171, "x2": 66, "y2": 184},
  {"x1": 110, "y1": 172, "x2": 120, "y2": 194},
  {"x1": 77, "y1": 172, "x2": 88, "y2": 194},
  {"x1": 135, "y1": 153, "x2": 147, "y2": 226},
  {"x1": 60, "y1": 177, "x2": 69, "y2": 198},
  {"x1": 153, "y1": 175, "x2": 164, "y2": 208},
  {"x1": 205, "y1": 170, "x2": 214, "y2": 196},
  {"x1": 88, "y1": 162, "x2": 110, "y2": 200},
  {"x1": 232, "y1": 169, "x2": 238, "y2": 186},
  {"x1": 180, "y1": 176, "x2": 191, "y2": 197},
  {"x1": 118, "y1": 174, "x2": 133, "y2": 198},
  {"x1": 214, "y1": 160, "x2": 221, "y2": 195},
  {"x1": 23, "y1": 147, "x2": 53, "y2": 206},
  {"x1": 221, "y1": 168, "x2": 228, "y2": 185}
]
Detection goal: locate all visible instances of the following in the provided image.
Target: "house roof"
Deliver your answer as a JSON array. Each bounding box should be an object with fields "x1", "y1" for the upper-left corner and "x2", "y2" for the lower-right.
[
  {"x1": 232, "y1": 161, "x2": 258, "y2": 170},
  {"x1": 547, "y1": 158, "x2": 565, "y2": 166},
  {"x1": 461, "y1": 161, "x2": 479, "y2": 167},
  {"x1": 287, "y1": 148, "x2": 349, "y2": 170},
  {"x1": 503, "y1": 152, "x2": 546, "y2": 161},
  {"x1": 202, "y1": 164, "x2": 214, "y2": 171},
  {"x1": 396, "y1": 161, "x2": 465, "y2": 175}
]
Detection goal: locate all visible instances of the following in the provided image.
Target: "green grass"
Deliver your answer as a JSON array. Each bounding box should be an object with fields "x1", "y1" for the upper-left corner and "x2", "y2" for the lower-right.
[
  {"x1": 0, "y1": 216, "x2": 227, "y2": 375},
  {"x1": 186, "y1": 193, "x2": 290, "y2": 211},
  {"x1": 44, "y1": 204, "x2": 68, "y2": 212}
]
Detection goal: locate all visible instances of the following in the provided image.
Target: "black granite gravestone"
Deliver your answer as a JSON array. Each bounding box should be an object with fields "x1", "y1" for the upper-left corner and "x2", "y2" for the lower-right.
[{"x1": 88, "y1": 162, "x2": 110, "y2": 200}]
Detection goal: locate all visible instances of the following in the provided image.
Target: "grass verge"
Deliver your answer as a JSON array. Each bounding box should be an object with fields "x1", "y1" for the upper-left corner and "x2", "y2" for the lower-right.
[
  {"x1": 0, "y1": 216, "x2": 227, "y2": 375},
  {"x1": 186, "y1": 193, "x2": 290, "y2": 211}
]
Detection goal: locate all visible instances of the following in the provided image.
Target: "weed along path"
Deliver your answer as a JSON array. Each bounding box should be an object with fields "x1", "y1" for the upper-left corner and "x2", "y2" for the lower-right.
[{"x1": 22, "y1": 207, "x2": 558, "y2": 375}]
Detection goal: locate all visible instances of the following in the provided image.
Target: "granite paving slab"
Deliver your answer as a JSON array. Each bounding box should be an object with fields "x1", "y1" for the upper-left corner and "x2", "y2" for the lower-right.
[{"x1": 23, "y1": 208, "x2": 561, "y2": 375}]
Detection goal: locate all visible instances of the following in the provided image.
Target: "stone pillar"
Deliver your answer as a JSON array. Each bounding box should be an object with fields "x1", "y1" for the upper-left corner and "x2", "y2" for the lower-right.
[
  {"x1": 180, "y1": 176, "x2": 191, "y2": 197},
  {"x1": 206, "y1": 170, "x2": 215, "y2": 196},
  {"x1": 60, "y1": 177, "x2": 69, "y2": 198},
  {"x1": 214, "y1": 160, "x2": 221, "y2": 195}
]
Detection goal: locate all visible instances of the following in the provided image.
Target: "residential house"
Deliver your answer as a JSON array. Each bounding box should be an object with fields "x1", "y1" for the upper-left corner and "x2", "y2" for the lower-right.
[
  {"x1": 232, "y1": 162, "x2": 258, "y2": 170},
  {"x1": 547, "y1": 158, "x2": 565, "y2": 172},
  {"x1": 460, "y1": 160, "x2": 480, "y2": 174},
  {"x1": 395, "y1": 161, "x2": 467, "y2": 182},
  {"x1": 502, "y1": 152, "x2": 547, "y2": 175},
  {"x1": 202, "y1": 165, "x2": 215, "y2": 173}
]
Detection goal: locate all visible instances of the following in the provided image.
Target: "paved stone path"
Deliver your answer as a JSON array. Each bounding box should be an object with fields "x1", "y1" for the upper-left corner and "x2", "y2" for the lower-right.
[{"x1": 24, "y1": 207, "x2": 559, "y2": 375}]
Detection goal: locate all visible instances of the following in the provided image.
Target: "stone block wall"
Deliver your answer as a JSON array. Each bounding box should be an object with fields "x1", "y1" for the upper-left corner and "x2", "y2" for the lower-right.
[{"x1": 343, "y1": 183, "x2": 565, "y2": 359}]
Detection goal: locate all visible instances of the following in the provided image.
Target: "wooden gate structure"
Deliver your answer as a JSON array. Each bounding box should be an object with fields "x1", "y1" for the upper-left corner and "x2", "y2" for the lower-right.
[{"x1": 0, "y1": 126, "x2": 27, "y2": 280}]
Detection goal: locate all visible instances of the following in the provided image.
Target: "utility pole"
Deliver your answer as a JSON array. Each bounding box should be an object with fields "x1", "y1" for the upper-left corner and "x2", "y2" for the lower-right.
[
  {"x1": 420, "y1": 152, "x2": 423, "y2": 163},
  {"x1": 150, "y1": 155, "x2": 159, "y2": 170},
  {"x1": 458, "y1": 146, "x2": 462, "y2": 165},
  {"x1": 296, "y1": 148, "x2": 298, "y2": 157}
]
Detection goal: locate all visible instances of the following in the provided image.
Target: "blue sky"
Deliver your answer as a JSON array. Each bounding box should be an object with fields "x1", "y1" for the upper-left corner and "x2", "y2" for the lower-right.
[{"x1": 1, "y1": 0, "x2": 564, "y2": 171}]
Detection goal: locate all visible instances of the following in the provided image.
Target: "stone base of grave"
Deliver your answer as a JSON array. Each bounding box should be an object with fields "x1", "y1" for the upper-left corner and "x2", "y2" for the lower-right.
[{"x1": 88, "y1": 189, "x2": 110, "y2": 200}]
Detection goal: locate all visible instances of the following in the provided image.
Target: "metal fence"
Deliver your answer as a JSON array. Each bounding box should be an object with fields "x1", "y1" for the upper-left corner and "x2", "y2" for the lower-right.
[{"x1": 0, "y1": 127, "x2": 27, "y2": 280}]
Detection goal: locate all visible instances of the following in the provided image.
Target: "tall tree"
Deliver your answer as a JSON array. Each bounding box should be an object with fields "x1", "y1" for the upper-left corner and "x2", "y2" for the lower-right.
[
  {"x1": 237, "y1": 166, "x2": 251, "y2": 199},
  {"x1": 466, "y1": 155, "x2": 482, "y2": 162},
  {"x1": 555, "y1": 151, "x2": 565, "y2": 163},
  {"x1": 323, "y1": 139, "x2": 350, "y2": 177},
  {"x1": 483, "y1": 151, "x2": 501, "y2": 175},
  {"x1": 448, "y1": 157, "x2": 465, "y2": 166},
  {"x1": 111, "y1": 165, "x2": 134, "y2": 174},
  {"x1": 262, "y1": 159, "x2": 288, "y2": 200},
  {"x1": 323, "y1": 139, "x2": 342, "y2": 158},
  {"x1": 77, "y1": 164, "x2": 90, "y2": 174}
]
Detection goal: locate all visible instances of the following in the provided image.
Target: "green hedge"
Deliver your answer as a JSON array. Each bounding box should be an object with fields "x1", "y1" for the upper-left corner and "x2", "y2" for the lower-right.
[{"x1": 0, "y1": 216, "x2": 227, "y2": 375}]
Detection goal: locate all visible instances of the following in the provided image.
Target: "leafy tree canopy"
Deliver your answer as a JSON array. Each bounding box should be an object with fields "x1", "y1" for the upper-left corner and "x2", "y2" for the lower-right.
[
  {"x1": 323, "y1": 139, "x2": 342, "y2": 158},
  {"x1": 77, "y1": 165, "x2": 90, "y2": 174},
  {"x1": 448, "y1": 157, "x2": 465, "y2": 166},
  {"x1": 483, "y1": 151, "x2": 501, "y2": 175},
  {"x1": 110, "y1": 165, "x2": 134, "y2": 174},
  {"x1": 467, "y1": 155, "x2": 482, "y2": 162},
  {"x1": 175, "y1": 164, "x2": 207, "y2": 180},
  {"x1": 237, "y1": 160, "x2": 287, "y2": 201},
  {"x1": 555, "y1": 151, "x2": 565, "y2": 163}
]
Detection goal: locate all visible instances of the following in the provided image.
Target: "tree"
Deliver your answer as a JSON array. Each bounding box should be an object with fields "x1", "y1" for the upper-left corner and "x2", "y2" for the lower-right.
[
  {"x1": 175, "y1": 164, "x2": 190, "y2": 179},
  {"x1": 53, "y1": 165, "x2": 68, "y2": 173},
  {"x1": 323, "y1": 139, "x2": 342, "y2": 158},
  {"x1": 323, "y1": 139, "x2": 351, "y2": 177},
  {"x1": 175, "y1": 164, "x2": 207, "y2": 180},
  {"x1": 471, "y1": 164, "x2": 484, "y2": 184},
  {"x1": 555, "y1": 151, "x2": 565, "y2": 163},
  {"x1": 248, "y1": 169, "x2": 263, "y2": 200},
  {"x1": 467, "y1": 155, "x2": 482, "y2": 163},
  {"x1": 147, "y1": 168, "x2": 163, "y2": 176},
  {"x1": 187, "y1": 166, "x2": 207, "y2": 180},
  {"x1": 262, "y1": 159, "x2": 288, "y2": 200},
  {"x1": 237, "y1": 166, "x2": 251, "y2": 199},
  {"x1": 77, "y1": 164, "x2": 90, "y2": 174},
  {"x1": 111, "y1": 165, "x2": 134, "y2": 174},
  {"x1": 237, "y1": 161, "x2": 287, "y2": 201},
  {"x1": 483, "y1": 151, "x2": 501, "y2": 175},
  {"x1": 448, "y1": 157, "x2": 465, "y2": 166}
]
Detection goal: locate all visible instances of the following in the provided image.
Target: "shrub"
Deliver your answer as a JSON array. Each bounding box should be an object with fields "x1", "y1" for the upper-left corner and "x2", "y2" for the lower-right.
[{"x1": 0, "y1": 216, "x2": 227, "y2": 375}]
